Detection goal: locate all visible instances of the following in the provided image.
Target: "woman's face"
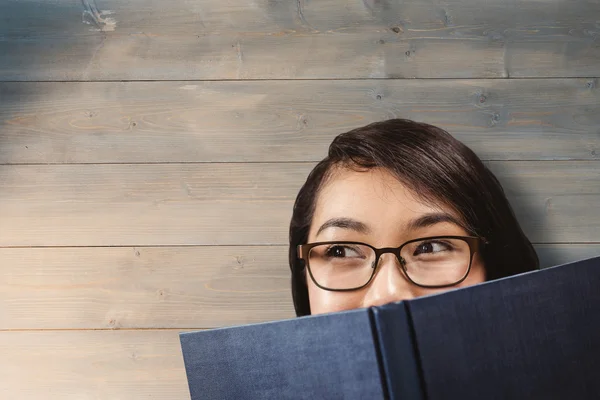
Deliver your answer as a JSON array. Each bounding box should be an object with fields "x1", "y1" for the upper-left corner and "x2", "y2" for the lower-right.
[{"x1": 306, "y1": 167, "x2": 486, "y2": 315}]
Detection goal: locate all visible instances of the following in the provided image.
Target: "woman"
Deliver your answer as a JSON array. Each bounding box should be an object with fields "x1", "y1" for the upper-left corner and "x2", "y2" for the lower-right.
[{"x1": 289, "y1": 119, "x2": 539, "y2": 316}]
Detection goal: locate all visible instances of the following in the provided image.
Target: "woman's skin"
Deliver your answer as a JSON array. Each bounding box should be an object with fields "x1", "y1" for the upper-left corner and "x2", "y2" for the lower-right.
[{"x1": 307, "y1": 166, "x2": 486, "y2": 315}]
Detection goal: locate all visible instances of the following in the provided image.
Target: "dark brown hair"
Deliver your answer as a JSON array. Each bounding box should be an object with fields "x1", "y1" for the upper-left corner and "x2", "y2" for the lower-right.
[{"x1": 288, "y1": 119, "x2": 539, "y2": 316}]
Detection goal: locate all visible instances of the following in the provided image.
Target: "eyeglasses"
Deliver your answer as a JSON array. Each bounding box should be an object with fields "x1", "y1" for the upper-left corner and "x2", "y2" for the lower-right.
[{"x1": 297, "y1": 236, "x2": 488, "y2": 291}]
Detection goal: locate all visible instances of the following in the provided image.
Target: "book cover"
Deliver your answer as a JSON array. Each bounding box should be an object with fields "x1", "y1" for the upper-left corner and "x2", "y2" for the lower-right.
[
  {"x1": 404, "y1": 255, "x2": 600, "y2": 399},
  {"x1": 180, "y1": 307, "x2": 388, "y2": 399}
]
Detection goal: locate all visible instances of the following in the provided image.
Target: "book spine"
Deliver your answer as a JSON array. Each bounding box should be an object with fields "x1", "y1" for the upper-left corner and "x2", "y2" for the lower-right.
[{"x1": 371, "y1": 303, "x2": 426, "y2": 400}]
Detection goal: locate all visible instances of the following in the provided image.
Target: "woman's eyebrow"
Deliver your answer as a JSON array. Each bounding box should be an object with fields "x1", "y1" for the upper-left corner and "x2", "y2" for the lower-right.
[
  {"x1": 316, "y1": 217, "x2": 371, "y2": 236},
  {"x1": 406, "y1": 212, "x2": 465, "y2": 231}
]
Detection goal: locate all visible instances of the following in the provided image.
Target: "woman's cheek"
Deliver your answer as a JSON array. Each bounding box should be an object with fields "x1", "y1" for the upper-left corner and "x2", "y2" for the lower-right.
[{"x1": 308, "y1": 285, "x2": 365, "y2": 315}]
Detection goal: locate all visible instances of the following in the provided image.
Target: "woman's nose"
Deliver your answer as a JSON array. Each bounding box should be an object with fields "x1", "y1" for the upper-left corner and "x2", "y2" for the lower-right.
[{"x1": 360, "y1": 253, "x2": 417, "y2": 308}]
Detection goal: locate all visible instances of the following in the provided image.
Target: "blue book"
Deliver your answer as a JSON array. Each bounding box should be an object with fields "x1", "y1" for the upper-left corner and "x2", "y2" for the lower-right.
[{"x1": 180, "y1": 255, "x2": 600, "y2": 399}]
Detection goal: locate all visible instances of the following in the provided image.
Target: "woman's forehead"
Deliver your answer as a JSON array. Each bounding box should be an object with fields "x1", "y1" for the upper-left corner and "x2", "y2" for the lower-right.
[
  {"x1": 316, "y1": 167, "x2": 438, "y2": 213},
  {"x1": 310, "y1": 167, "x2": 462, "y2": 237}
]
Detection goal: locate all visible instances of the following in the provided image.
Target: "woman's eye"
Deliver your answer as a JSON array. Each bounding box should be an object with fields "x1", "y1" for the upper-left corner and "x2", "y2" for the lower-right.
[
  {"x1": 326, "y1": 245, "x2": 362, "y2": 258},
  {"x1": 414, "y1": 241, "x2": 450, "y2": 255}
]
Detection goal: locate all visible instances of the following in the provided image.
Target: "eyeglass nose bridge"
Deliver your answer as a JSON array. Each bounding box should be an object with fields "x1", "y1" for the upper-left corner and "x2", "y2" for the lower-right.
[{"x1": 372, "y1": 247, "x2": 407, "y2": 270}]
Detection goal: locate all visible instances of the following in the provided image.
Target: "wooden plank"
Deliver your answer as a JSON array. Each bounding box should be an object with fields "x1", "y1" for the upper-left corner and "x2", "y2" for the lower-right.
[
  {"x1": 1, "y1": 162, "x2": 600, "y2": 247},
  {"x1": 1, "y1": 244, "x2": 598, "y2": 330},
  {"x1": 0, "y1": 162, "x2": 311, "y2": 246},
  {"x1": 1, "y1": 79, "x2": 599, "y2": 164},
  {"x1": 0, "y1": 246, "x2": 294, "y2": 330},
  {"x1": 489, "y1": 161, "x2": 600, "y2": 244},
  {"x1": 1, "y1": 0, "x2": 599, "y2": 80},
  {"x1": 534, "y1": 244, "x2": 600, "y2": 269},
  {"x1": 0, "y1": 330, "x2": 190, "y2": 400}
]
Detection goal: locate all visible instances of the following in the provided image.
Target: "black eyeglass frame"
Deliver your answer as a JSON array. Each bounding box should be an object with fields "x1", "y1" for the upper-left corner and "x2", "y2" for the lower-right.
[{"x1": 297, "y1": 235, "x2": 489, "y2": 292}]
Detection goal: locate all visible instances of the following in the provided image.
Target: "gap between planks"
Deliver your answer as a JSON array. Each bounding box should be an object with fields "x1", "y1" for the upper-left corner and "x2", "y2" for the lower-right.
[
  {"x1": 1, "y1": 76, "x2": 597, "y2": 84},
  {"x1": 1, "y1": 242, "x2": 600, "y2": 249},
  {"x1": 0, "y1": 327, "x2": 208, "y2": 332},
  {"x1": 3, "y1": 160, "x2": 600, "y2": 166}
]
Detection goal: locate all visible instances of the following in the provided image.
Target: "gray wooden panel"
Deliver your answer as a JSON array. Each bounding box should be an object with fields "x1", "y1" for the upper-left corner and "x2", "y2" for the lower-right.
[
  {"x1": 0, "y1": 330, "x2": 190, "y2": 400},
  {"x1": 1, "y1": 0, "x2": 599, "y2": 80},
  {"x1": 0, "y1": 163, "x2": 309, "y2": 246},
  {"x1": 0, "y1": 246, "x2": 294, "y2": 330},
  {"x1": 489, "y1": 161, "x2": 600, "y2": 244},
  {"x1": 1, "y1": 245, "x2": 597, "y2": 330},
  {"x1": 1, "y1": 79, "x2": 599, "y2": 164},
  {"x1": 534, "y1": 244, "x2": 600, "y2": 269},
  {"x1": 1, "y1": 162, "x2": 599, "y2": 246}
]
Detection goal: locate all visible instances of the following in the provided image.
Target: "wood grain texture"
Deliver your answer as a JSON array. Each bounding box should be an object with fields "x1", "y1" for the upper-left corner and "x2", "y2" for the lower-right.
[
  {"x1": 1, "y1": 244, "x2": 598, "y2": 330},
  {"x1": 0, "y1": 330, "x2": 190, "y2": 400},
  {"x1": 1, "y1": 162, "x2": 600, "y2": 247},
  {"x1": 1, "y1": 0, "x2": 599, "y2": 80},
  {"x1": 534, "y1": 244, "x2": 600, "y2": 269},
  {"x1": 1, "y1": 79, "x2": 600, "y2": 164},
  {"x1": 0, "y1": 163, "x2": 308, "y2": 246},
  {"x1": 0, "y1": 246, "x2": 293, "y2": 330}
]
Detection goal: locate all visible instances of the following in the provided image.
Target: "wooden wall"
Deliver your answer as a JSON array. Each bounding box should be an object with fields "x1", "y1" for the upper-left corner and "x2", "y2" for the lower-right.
[{"x1": 1, "y1": 0, "x2": 599, "y2": 398}]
